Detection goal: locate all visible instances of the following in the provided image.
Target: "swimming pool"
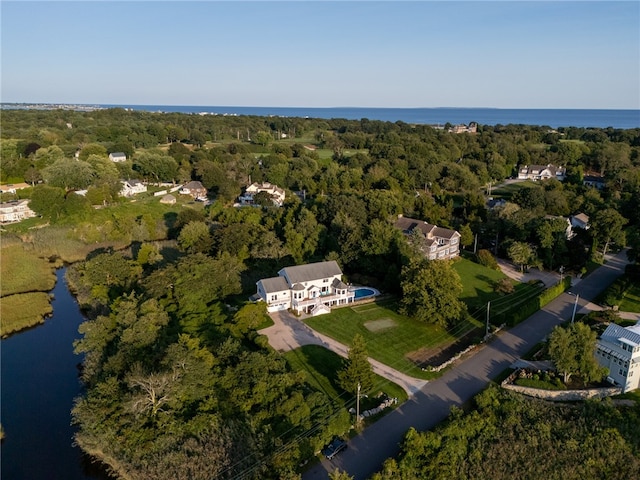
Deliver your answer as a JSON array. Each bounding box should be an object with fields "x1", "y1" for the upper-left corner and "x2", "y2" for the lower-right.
[{"x1": 351, "y1": 287, "x2": 379, "y2": 300}]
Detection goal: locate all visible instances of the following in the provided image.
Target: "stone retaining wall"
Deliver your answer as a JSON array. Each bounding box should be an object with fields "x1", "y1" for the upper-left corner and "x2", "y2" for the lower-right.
[{"x1": 501, "y1": 369, "x2": 622, "y2": 401}]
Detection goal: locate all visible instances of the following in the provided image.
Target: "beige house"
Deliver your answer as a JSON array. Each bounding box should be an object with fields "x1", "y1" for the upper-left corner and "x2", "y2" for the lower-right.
[
  {"x1": 256, "y1": 260, "x2": 354, "y2": 315},
  {"x1": 394, "y1": 215, "x2": 460, "y2": 260},
  {"x1": 180, "y1": 181, "x2": 207, "y2": 200},
  {"x1": 0, "y1": 200, "x2": 36, "y2": 223},
  {"x1": 109, "y1": 152, "x2": 127, "y2": 163}
]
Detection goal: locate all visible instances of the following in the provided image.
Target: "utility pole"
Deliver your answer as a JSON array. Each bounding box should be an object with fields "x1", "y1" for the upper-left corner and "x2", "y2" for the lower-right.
[
  {"x1": 571, "y1": 294, "x2": 580, "y2": 323},
  {"x1": 485, "y1": 301, "x2": 491, "y2": 338},
  {"x1": 474, "y1": 233, "x2": 478, "y2": 254},
  {"x1": 356, "y1": 382, "x2": 361, "y2": 425}
]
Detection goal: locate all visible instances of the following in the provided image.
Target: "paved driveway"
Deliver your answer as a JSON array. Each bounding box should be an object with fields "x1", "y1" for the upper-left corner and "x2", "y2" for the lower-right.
[
  {"x1": 259, "y1": 311, "x2": 428, "y2": 395},
  {"x1": 303, "y1": 249, "x2": 630, "y2": 480}
]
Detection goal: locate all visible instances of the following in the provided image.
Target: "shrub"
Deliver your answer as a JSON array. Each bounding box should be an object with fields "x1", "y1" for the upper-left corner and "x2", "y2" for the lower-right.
[{"x1": 476, "y1": 249, "x2": 499, "y2": 270}]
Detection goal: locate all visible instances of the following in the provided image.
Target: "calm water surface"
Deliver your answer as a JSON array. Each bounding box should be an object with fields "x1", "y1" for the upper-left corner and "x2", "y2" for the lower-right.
[{"x1": 1, "y1": 268, "x2": 112, "y2": 480}]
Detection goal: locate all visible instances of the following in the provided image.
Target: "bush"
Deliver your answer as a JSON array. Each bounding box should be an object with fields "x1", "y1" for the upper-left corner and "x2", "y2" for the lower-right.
[{"x1": 476, "y1": 249, "x2": 499, "y2": 270}]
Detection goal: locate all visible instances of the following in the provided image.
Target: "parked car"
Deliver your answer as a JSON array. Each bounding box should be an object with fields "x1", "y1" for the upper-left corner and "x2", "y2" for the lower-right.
[{"x1": 322, "y1": 437, "x2": 347, "y2": 460}]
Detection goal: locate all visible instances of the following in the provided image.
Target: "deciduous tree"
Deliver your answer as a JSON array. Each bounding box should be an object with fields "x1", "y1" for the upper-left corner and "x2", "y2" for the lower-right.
[{"x1": 399, "y1": 258, "x2": 465, "y2": 327}]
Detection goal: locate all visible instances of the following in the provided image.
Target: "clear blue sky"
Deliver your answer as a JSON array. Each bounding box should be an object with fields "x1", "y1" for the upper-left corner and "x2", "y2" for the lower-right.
[{"x1": 2, "y1": 1, "x2": 639, "y2": 109}]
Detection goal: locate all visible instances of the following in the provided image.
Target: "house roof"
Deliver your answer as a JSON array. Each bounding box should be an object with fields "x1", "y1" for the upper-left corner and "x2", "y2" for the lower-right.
[
  {"x1": 258, "y1": 276, "x2": 290, "y2": 294},
  {"x1": 183, "y1": 181, "x2": 205, "y2": 190},
  {"x1": 394, "y1": 216, "x2": 459, "y2": 239},
  {"x1": 279, "y1": 260, "x2": 343, "y2": 285},
  {"x1": 573, "y1": 213, "x2": 589, "y2": 224},
  {"x1": 332, "y1": 278, "x2": 349, "y2": 290},
  {"x1": 109, "y1": 152, "x2": 126, "y2": 157},
  {"x1": 601, "y1": 323, "x2": 640, "y2": 347}
]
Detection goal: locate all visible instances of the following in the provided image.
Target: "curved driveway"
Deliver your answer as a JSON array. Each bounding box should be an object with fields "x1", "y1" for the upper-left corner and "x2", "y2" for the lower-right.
[{"x1": 303, "y1": 249, "x2": 630, "y2": 480}]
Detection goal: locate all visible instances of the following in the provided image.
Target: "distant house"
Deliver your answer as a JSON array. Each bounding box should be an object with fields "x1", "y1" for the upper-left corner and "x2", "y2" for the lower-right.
[
  {"x1": 394, "y1": 215, "x2": 460, "y2": 260},
  {"x1": 0, "y1": 200, "x2": 36, "y2": 223},
  {"x1": 180, "y1": 181, "x2": 207, "y2": 200},
  {"x1": 0, "y1": 182, "x2": 31, "y2": 194},
  {"x1": 449, "y1": 122, "x2": 478, "y2": 134},
  {"x1": 109, "y1": 152, "x2": 127, "y2": 163},
  {"x1": 303, "y1": 145, "x2": 317, "y2": 151},
  {"x1": 570, "y1": 213, "x2": 590, "y2": 231},
  {"x1": 255, "y1": 260, "x2": 355, "y2": 315},
  {"x1": 160, "y1": 194, "x2": 176, "y2": 205},
  {"x1": 238, "y1": 182, "x2": 285, "y2": 207},
  {"x1": 120, "y1": 179, "x2": 147, "y2": 197},
  {"x1": 583, "y1": 174, "x2": 606, "y2": 190},
  {"x1": 596, "y1": 323, "x2": 640, "y2": 393},
  {"x1": 518, "y1": 164, "x2": 566, "y2": 181}
]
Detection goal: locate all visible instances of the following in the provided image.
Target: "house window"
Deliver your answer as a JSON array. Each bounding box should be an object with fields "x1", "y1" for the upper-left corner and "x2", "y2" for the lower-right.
[
  {"x1": 270, "y1": 295, "x2": 277, "y2": 301},
  {"x1": 323, "y1": 278, "x2": 329, "y2": 283}
]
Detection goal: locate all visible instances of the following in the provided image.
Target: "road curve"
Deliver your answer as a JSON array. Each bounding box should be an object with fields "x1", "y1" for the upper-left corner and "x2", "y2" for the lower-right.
[{"x1": 303, "y1": 249, "x2": 630, "y2": 480}]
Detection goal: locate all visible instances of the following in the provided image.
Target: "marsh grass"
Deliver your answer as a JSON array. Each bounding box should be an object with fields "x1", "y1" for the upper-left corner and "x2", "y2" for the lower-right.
[{"x1": 1, "y1": 292, "x2": 53, "y2": 336}]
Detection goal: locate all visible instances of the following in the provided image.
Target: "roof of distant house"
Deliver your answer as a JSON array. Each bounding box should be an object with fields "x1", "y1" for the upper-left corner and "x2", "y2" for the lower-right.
[{"x1": 183, "y1": 180, "x2": 205, "y2": 190}]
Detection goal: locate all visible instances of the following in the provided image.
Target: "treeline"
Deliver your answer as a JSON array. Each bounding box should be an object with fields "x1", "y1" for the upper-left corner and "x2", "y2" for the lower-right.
[
  {"x1": 371, "y1": 385, "x2": 640, "y2": 480},
  {"x1": 3, "y1": 109, "x2": 640, "y2": 275}
]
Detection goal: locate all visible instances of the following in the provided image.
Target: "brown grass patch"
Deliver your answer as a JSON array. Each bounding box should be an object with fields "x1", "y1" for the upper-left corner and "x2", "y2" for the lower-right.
[{"x1": 364, "y1": 318, "x2": 397, "y2": 332}]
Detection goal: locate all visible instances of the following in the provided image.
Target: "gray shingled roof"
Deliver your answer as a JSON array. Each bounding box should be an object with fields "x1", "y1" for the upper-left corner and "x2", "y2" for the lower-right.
[
  {"x1": 279, "y1": 260, "x2": 343, "y2": 284},
  {"x1": 394, "y1": 216, "x2": 458, "y2": 239},
  {"x1": 259, "y1": 276, "x2": 289, "y2": 293},
  {"x1": 332, "y1": 278, "x2": 348, "y2": 290}
]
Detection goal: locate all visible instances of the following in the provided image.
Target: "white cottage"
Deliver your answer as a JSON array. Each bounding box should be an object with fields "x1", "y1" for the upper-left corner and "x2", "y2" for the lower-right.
[
  {"x1": 256, "y1": 260, "x2": 355, "y2": 315},
  {"x1": 596, "y1": 323, "x2": 640, "y2": 392}
]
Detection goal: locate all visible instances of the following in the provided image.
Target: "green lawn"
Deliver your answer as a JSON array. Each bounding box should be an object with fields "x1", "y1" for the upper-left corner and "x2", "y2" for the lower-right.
[
  {"x1": 453, "y1": 257, "x2": 546, "y2": 321},
  {"x1": 453, "y1": 257, "x2": 507, "y2": 306},
  {"x1": 304, "y1": 299, "x2": 478, "y2": 380},
  {"x1": 283, "y1": 344, "x2": 408, "y2": 408},
  {"x1": 490, "y1": 180, "x2": 538, "y2": 200},
  {"x1": 619, "y1": 283, "x2": 640, "y2": 313}
]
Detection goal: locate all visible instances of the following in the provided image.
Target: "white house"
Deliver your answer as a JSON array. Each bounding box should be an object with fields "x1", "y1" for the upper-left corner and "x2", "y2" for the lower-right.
[
  {"x1": 518, "y1": 164, "x2": 566, "y2": 181},
  {"x1": 0, "y1": 182, "x2": 30, "y2": 194},
  {"x1": 109, "y1": 152, "x2": 127, "y2": 163},
  {"x1": 570, "y1": 213, "x2": 590, "y2": 231},
  {"x1": 596, "y1": 323, "x2": 640, "y2": 392},
  {"x1": 0, "y1": 200, "x2": 36, "y2": 223},
  {"x1": 256, "y1": 260, "x2": 355, "y2": 315},
  {"x1": 394, "y1": 215, "x2": 461, "y2": 260},
  {"x1": 238, "y1": 182, "x2": 286, "y2": 207},
  {"x1": 120, "y1": 180, "x2": 147, "y2": 197}
]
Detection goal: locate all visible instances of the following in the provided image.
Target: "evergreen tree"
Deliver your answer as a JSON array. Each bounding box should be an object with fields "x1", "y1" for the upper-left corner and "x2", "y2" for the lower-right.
[{"x1": 338, "y1": 334, "x2": 374, "y2": 395}]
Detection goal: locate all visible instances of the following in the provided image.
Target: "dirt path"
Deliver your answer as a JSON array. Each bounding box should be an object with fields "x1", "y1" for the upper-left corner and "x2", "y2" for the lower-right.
[{"x1": 259, "y1": 311, "x2": 428, "y2": 395}]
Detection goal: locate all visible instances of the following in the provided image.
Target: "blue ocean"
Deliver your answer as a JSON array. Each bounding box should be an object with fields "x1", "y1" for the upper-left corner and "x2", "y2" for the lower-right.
[{"x1": 104, "y1": 105, "x2": 640, "y2": 129}]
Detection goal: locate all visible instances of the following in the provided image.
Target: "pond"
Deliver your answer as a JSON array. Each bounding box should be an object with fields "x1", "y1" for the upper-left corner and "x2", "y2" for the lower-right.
[{"x1": 1, "y1": 268, "x2": 112, "y2": 480}]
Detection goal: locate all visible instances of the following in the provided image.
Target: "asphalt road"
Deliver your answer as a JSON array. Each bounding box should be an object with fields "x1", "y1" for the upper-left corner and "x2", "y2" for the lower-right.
[{"x1": 303, "y1": 249, "x2": 630, "y2": 480}]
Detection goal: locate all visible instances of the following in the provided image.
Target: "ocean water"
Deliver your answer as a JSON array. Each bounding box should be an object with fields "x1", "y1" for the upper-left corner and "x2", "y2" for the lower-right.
[{"x1": 104, "y1": 105, "x2": 640, "y2": 129}]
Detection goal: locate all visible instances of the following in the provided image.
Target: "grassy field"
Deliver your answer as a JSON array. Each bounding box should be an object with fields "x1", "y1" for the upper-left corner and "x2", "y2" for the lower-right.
[
  {"x1": 490, "y1": 180, "x2": 538, "y2": 200},
  {"x1": 283, "y1": 344, "x2": 408, "y2": 409},
  {"x1": 453, "y1": 257, "x2": 507, "y2": 307},
  {"x1": 0, "y1": 244, "x2": 57, "y2": 296},
  {"x1": 0, "y1": 292, "x2": 53, "y2": 337},
  {"x1": 304, "y1": 299, "x2": 478, "y2": 380}
]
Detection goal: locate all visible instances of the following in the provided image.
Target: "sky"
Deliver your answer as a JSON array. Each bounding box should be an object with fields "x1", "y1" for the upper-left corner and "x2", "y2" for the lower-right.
[{"x1": 1, "y1": 1, "x2": 639, "y2": 109}]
